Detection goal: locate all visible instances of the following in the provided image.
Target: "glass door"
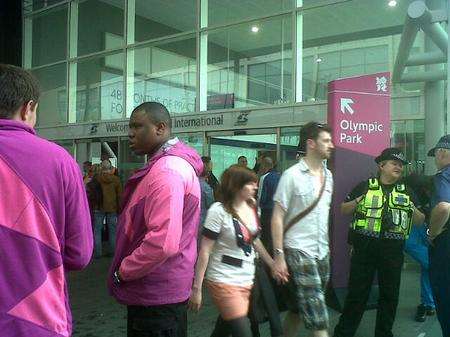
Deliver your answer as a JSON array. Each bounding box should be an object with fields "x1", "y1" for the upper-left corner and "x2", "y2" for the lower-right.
[
  {"x1": 75, "y1": 137, "x2": 119, "y2": 176},
  {"x1": 207, "y1": 128, "x2": 277, "y2": 179},
  {"x1": 280, "y1": 127, "x2": 300, "y2": 171}
]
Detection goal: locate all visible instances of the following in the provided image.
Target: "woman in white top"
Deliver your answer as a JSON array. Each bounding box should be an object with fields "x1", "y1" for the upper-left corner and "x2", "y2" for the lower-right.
[{"x1": 189, "y1": 165, "x2": 276, "y2": 337}]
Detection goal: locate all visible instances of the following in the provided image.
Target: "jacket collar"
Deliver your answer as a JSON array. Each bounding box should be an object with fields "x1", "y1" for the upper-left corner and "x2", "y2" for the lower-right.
[
  {"x1": 0, "y1": 119, "x2": 36, "y2": 135},
  {"x1": 127, "y1": 137, "x2": 179, "y2": 182}
]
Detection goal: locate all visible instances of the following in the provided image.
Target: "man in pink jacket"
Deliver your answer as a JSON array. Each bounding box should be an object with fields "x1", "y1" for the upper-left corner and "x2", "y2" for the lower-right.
[
  {"x1": 0, "y1": 64, "x2": 93, "y2": 337},
  {"x1": 108, "y1": 102, "x2": 203, "y2": 337}
]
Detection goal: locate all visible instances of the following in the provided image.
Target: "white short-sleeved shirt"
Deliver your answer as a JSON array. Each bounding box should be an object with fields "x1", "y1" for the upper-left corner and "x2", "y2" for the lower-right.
[
  {"x1": 273, "y1": 159, "x2": 333, "y2": 259},
  {"x1": 203, "y1": 202, "x2": 258, "y2": 286}
]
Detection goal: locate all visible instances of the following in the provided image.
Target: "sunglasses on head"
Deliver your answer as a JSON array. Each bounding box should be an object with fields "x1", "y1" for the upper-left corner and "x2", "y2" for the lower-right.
[{"x1": 316, "y1": 122, "x2": 326, "y2": 128}]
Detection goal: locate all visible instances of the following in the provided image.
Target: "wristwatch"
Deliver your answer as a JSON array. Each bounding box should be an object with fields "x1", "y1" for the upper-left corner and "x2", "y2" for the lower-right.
[
  {"x1": 113, "y1": 270, "x2": 122, "y2": 285},
  {"x1": 274, "y1": 248, "x2": 284, "y2": 256}
]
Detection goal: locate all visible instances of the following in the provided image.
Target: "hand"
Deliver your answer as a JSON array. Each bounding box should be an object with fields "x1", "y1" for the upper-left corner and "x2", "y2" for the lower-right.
[
  {"x1": 188, "y1": 288, "x2": 202, "y2": 312},
  {"x1": 272, "y1": 256, "x2": 289, "y2": 284}
]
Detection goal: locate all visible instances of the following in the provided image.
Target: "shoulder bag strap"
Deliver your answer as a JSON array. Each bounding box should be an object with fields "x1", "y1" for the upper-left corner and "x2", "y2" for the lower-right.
[{"x1": 283, "y1": 169, "x2": 327, "y2": 234}]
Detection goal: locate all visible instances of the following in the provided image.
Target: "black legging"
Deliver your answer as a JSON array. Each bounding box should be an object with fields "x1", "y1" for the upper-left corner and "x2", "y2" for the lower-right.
[{"x1": 210, "y1": 315, "x2": 252, "y2": 337}]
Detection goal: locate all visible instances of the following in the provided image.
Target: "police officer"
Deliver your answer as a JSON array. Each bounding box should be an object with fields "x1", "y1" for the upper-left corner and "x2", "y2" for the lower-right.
[
  {"x1": 333, "y1": 148, "x2": 425, "y2": 337},
  {"x1": 427, "y1": 135, "x2": 450, "y2": 336}
]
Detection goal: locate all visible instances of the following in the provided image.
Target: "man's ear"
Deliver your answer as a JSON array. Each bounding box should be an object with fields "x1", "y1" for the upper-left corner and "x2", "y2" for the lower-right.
[
  {"x1": 155, "y1": 121, "x2": 167, "y2": 136},
  {"x1": 19, "y1": 100, "x2": 36, "y2": 120},
  {"x1": 306, "y1": 138, "x2": 315, "y2": 149}
]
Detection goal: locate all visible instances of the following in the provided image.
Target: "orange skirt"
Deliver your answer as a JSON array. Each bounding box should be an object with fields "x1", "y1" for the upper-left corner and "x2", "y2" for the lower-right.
[{"x1": 206, "y1": 280, "x2": 253, "y2": 320}]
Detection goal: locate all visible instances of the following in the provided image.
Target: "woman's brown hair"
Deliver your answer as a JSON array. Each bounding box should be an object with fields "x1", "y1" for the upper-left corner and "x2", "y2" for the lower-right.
[{"x1": 219, "y1": 165, "x2": 258, "y2": 220}]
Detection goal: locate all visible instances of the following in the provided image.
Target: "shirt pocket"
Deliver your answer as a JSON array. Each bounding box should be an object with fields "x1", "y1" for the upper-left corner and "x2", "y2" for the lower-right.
[{"x1": 293, "y1": 185, "x2": 315, "y2": 207}]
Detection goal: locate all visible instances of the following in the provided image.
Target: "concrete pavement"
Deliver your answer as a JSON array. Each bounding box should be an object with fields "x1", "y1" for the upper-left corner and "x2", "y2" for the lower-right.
[{"x1": 69, "y1": 257, "x2": 442, "y2": 337}]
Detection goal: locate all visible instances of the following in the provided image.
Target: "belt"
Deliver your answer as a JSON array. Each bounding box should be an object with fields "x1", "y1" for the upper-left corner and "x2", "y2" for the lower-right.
[{"x1": 354, "y1": 228, "x2": 405, "y2": 241}]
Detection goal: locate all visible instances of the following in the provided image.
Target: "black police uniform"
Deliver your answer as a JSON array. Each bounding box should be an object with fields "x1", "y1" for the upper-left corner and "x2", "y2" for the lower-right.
[{"x1": 334, "y1": 179, "x2": 416, "y2": 337}]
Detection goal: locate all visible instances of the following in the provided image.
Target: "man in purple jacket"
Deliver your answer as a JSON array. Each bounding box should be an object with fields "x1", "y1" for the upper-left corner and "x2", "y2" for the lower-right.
[
  {"x1": 0, "y1": 64, "x2": 93, "y2": 337},
  {"x1": 108, "y1": 102, "x2": 203, "y2": 337}
]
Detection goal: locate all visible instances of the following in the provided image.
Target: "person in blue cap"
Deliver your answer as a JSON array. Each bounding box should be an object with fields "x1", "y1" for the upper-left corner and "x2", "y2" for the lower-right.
[
  {"x1": 333, "y1": 147, "x2": 425, "y2": 337},
  {"x1": 427, "y1": 135, "x2": 450, "y2": 336},
  {"x1": 403, "y1": 173, "x2": 436, "y2": 322}
]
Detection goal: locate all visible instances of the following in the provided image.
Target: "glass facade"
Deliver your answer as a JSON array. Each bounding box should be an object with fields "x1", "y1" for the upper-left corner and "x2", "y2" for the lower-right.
[
  {"x1": 207, "y1": 15, "x2": 293, "y2": 108},
  {"x1": 73, "y1": 52, "x2": 125, "y2": 122},
  {"x1": 23, "y1": 0, "x2": 448, "y2": 176},
  {"x1": 24, "y1": 4, "x2": 68, "y2": 67},
  {"x1": 134, "y1": 0, "x2": 197, "y2": 43},
  {"x1": 77, "y1": 0, "x2": 125, "y2": 57},
  {"x1": 129, "y1": 36, "x2": 197, "y2": 116},
  {"x1": 32, "y1": 63, "x2": 67, "y2": 125},
  {"x1": 208, "y1": 0, "x2": 294, "y2": 27}
]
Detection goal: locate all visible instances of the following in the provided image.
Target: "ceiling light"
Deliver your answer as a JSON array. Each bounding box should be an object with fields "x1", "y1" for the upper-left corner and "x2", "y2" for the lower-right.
[
  {"x1": 388, "y1": 0, "x2": 397, "y2": 7},
  {"x1": 251, "y1": 26, "x2": 259, "y2": 33},
  {"x1": 316, "y1": 57, "x2": 323, "y2": 63}
]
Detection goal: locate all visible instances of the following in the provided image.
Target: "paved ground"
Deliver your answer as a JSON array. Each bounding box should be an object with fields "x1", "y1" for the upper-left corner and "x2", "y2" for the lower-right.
[{"x1": 69, "y1": 257, "x2": 442, "y2": 337}]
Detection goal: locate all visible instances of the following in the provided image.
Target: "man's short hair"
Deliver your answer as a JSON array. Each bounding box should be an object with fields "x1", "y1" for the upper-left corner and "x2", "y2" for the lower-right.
[
  {"x1": 0, "y1": 64, "x2": 40, "y2": 119},
  {"x1": 132, "y1": 101, "x2": 172, "y2": 128},
  {"x1": 261, "y1": 156, "x2": 274, "y2": 169},
  {"x1": 299, "y1": 122, "x2": 332, "y2": 152},
  {"x1": 238, "y1": 155, "x2": 247, "y2": 161}
]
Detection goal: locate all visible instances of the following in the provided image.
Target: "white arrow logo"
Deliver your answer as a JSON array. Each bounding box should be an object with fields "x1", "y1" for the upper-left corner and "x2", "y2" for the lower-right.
[{"x1": 340, "y1": 98, "x2": 354, "y2": 114}]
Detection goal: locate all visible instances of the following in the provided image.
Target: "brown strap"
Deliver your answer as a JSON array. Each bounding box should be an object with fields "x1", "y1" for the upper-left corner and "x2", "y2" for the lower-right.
[{"x1": 283, "y1": 170, "x2": 327, "y2": 234}]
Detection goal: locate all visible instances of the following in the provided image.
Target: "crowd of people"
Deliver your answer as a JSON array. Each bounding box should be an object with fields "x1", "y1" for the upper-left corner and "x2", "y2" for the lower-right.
[{"x1": 1, "y1": 64, "x2": 450, "y2": 337}]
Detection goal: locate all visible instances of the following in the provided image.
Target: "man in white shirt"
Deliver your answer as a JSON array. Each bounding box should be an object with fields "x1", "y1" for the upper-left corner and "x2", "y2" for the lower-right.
[{"x1": 272, "y1": 122, "x2": 334, "y2": 337}]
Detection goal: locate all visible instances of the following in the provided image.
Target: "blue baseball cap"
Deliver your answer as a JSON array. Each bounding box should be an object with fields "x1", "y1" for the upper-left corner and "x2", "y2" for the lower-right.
[{"x1": 428, "y1": 135, "x2": 450, "y2": 156}]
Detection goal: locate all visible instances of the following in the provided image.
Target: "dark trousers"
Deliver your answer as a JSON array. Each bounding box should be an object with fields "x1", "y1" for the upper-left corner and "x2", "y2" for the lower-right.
[
  {"x1": 127, "y1": 302, "x2": 187, "y2": 337},
  {"x1": 249, "y1": 261, "x2": 283, "y2": 337},
  {"x1": 260, "y1": 209, "x2": 273, "y2": 254},
  {"x1": 210, "y1": 316, "x2": 252, "y2": 337},
  {"x1": 429, "y1": 230, "x2": 450, "y2": 337},
  {"x1": 334, "y1": 237, "x2": 404, "y2": 337}
]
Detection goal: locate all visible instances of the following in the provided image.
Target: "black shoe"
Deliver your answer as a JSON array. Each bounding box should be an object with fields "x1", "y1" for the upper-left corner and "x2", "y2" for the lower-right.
[
  {"x1": 415, "y1": 304, "x2": 427, "y2": 322},
  {"x1": 425, "y1": 306, "x2": 436, "y2": 316}
]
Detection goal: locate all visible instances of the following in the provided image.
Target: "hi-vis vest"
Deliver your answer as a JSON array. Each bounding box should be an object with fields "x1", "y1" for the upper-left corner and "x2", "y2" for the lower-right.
[{"x1": 352, "y1": 178, "x2": 414, "y2": 239}]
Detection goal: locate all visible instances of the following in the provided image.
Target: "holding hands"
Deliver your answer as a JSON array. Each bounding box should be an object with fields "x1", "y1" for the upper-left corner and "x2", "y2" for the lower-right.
[
  {"x1": 271, "y1": 254, "x2": 289, "y2": 284},
  {"x1": 188, "y1": 286, "x2": 202, "y2": 312}
]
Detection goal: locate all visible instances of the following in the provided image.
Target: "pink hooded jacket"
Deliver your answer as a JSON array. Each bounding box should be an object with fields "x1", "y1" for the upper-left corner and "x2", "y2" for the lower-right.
[{"x1": 108, "y1": 139, "x2": 203, "y2": 306}]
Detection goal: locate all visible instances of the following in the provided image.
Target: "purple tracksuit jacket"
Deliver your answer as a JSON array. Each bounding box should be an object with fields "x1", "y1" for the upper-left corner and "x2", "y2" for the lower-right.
[{"x1": 0, "y1": 120, "x2": 93, "y2": 337}]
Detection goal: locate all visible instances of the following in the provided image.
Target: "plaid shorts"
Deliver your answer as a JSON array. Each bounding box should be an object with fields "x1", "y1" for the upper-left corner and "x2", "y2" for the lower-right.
[{"x1": 285, "y1": 249, "x2": 330, "y2": 331}]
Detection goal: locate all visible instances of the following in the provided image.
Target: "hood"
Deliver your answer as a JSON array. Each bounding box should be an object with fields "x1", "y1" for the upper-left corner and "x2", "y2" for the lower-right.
[
  {"x1": 98, "y1": 173, "x2": 117, "y2": 184},
  {"x1": 117, "y1": 138, "x2": 203, "y2": 214},
  {"x1": 163, "y1": 139, "x2": 203, "y2": 177}
]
